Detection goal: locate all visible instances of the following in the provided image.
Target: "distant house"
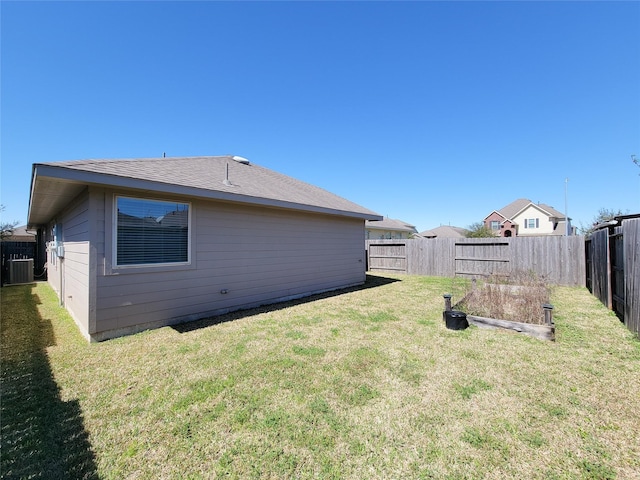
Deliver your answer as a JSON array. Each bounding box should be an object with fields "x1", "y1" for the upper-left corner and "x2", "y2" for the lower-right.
[
  {"x1": 27, "y1": 156, "x2": 382, "y2": 341},
  {"x1": 484, "y1": 198, "x2": 573, "y2": 237},
  {"x1": 2, "y1": 225, "x2": 36, "y2": 242},
  {"x1": 419, "y1": 225, "x2": 469, "y2": 238},
  {"x1": 365, "y1": 217, "x2": 417, "y2": 240}
]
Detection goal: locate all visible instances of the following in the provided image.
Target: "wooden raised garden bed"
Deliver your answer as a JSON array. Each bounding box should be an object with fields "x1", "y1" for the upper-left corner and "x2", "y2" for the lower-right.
[{"x1": 443, "y1": 281, "x2": 555, "y2": 341}]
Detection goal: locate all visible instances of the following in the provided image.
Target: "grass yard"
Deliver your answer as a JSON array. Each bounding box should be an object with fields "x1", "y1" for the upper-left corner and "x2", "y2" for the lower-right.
[{"x1": 2, "y1": 274, "x2": 640, "y2": 479}]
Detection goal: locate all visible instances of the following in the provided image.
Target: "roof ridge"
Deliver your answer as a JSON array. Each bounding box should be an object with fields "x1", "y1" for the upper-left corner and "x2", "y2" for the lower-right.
[{"x1": 44, "y1": 155, "x2": 234, "y2": 165}]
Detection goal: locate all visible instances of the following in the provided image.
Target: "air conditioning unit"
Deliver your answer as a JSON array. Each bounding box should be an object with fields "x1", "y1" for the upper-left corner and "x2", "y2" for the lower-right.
[{"x1": 8, "y1": 259, "x2": 34, "y2": 284}]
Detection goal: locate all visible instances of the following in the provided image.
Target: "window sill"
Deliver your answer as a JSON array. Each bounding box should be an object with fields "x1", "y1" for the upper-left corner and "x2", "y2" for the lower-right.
[{"x1": 105, "y1": 261, "x2": 195, "y2": 276}]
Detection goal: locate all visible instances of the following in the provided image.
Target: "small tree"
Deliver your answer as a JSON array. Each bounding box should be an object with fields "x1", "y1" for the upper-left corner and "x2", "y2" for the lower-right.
[
  {"x1": 0, "y1": 205, "x2": 19, "y2": 240},
  {"x1": 466, "y1": 221, "x2": 496, "y2": 238},
  {"x1": 579, "y1": 207, "x2": 628, "y2": 236}
]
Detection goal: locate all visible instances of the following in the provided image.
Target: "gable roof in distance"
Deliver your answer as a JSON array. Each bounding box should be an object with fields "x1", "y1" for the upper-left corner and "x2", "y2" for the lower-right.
[
  {"x1": 419, "y1": 225, "x2": 469, "y2": 238},
  {"x1": 488, "y1": 198, "x2": 568, "y2": 222},
  {"x1": 365, "y1": 217, "x2": 417, "y2": 233}
]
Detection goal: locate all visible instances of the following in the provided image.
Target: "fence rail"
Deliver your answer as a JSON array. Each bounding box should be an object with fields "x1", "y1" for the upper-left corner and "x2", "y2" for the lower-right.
[
  {"x1": 367, "y1": 236, "x2": 586, "y2": 287},
  {"x1": 367, "y1": 243, "x2": 407, "y2": 272}
]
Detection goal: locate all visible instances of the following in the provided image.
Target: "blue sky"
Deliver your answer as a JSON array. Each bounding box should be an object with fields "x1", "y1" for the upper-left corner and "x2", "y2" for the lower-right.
[{"x1": 2, "y1": 1, "x2": 639, "y2": 233}]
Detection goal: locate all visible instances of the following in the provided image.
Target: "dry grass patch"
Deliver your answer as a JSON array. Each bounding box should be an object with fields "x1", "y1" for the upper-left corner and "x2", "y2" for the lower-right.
[
  {"x1": 2, "y1": 275, "x2": 640, "y2": 479},
  {"x1": 456, "y1": 271, "x2": 551, "y2": 325}
]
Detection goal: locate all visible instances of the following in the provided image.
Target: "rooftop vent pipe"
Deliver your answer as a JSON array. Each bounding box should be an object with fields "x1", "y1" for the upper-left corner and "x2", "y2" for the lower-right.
[{"x1": 223, "y1": 162, "x2": 232, "y2": 186}]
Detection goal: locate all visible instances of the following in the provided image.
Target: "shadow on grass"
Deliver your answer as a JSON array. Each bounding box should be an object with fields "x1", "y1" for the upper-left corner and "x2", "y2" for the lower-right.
[
  {"x1": 0, "y1": 285, "x2": 99, "y2": 479},
  {"x1": 172, "y1": 274, "x2": 401, "y2": 334}
]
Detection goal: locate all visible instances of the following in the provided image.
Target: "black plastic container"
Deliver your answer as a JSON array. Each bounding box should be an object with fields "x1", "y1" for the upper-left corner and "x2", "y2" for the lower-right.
[{"x1": 444, "y1": 310, "x2": 469, "y2": 330}]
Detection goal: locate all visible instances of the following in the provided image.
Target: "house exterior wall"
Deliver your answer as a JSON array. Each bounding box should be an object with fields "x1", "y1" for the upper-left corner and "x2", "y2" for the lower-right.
[
  {"x1": 91, "y1": 189, "x2": 367, "y2": 340},
  {"x1": 46, "y1": 188, "x2": 91, "y2": 338},
  {"x1": 512, "y1": 205, "x2": 555, "y2": 236},
  {"x1": 501, "y1": 219, "x2": 516, "y2": 237},
  {"x1": 47, "y1": 227, "x2": 61, "y2": 296},
  {"x1": 365, "y1": 229, "x2": 412, "y2": 240},
  {"x1": 484, "y1": 212, "x2": 504, "y2": 236}
]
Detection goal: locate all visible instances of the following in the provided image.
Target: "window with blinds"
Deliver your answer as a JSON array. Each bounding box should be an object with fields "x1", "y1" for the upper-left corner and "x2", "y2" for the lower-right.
[{"x1": 115, "y1": 196, "x2": 190, "y2": 266}]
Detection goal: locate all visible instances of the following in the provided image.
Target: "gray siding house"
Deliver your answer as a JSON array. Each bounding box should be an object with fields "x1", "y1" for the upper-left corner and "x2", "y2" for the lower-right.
[
  {"x1": 28, "y1": 156, "x2": 382, "y2": 341},
  {"x1": 365, "y1": 217, "x2": 417, "y2": 240}
]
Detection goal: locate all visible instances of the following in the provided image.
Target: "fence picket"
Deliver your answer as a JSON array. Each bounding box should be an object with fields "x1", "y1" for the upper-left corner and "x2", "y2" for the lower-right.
[
  {"x1": 622, "y1": 219, "x2": 640, "y2": 337},
  {"x1": 367, "y1": 236, "x2": 586, "y2": 286}
]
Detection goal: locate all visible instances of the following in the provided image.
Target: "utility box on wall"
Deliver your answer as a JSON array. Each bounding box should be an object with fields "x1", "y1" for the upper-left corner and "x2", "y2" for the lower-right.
[{"x1": 8, "y1": 259, "x2": 34, "y2": 284}]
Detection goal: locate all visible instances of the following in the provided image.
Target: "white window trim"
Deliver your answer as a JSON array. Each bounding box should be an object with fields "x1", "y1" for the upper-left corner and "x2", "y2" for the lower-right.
[{"x1": 113, "y1": 195, "x2": 192, "y2": 269}]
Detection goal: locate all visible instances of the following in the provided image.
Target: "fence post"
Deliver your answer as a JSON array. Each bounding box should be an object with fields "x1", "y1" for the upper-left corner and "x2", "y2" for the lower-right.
[
  {"x1": 543, "y1": 303, "x2": 554, "y2": 325},
  {"x1": 443, "y1": 294, "x2": 453, "y2": 323},
  {"x1": 443, "y1": 294, "x2": 452, "y2": 312}
]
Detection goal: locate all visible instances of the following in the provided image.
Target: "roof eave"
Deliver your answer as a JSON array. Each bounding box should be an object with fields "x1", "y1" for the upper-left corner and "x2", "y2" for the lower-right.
[
  {"x1": 28, "y1": 164, "x2": 382, "y2": 225},
  {"x1": 483, "y1": 210, "x2": 504, "y2": 221},
  {"x1": 366, "y1": 226, "x2": 415, "y2": 232}
]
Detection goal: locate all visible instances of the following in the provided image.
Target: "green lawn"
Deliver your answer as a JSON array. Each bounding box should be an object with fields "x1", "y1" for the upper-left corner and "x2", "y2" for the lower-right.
[{"x1": 2, "y1": 275, "x2": 639, "y2": 479}]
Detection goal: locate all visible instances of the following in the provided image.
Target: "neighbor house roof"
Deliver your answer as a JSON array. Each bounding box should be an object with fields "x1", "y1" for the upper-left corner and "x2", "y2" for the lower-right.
[
  {"x1": 419, "y1": 225, "x2": 468, "y2": 238},
  {"x1": 365, "y1": 217, "x2": 417, "y2": 233},
  {"x1": 1, "y1": 225, "x2": 36, "y2": 242},
  {"x1": 487, "y1": 198, "x2": 568, "y2": 222},
  {"x1": 494, "y1": 198, "x2": 530, "y2": 220},
  {"x1": 28, "y1": 156, "x2": 383, "y2": 226}
]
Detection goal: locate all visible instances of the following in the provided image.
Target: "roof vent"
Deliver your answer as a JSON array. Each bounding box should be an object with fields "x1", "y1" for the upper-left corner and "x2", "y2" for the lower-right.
[{"x1": 232, "y1": 155, "x2": 250, "y2": 165}]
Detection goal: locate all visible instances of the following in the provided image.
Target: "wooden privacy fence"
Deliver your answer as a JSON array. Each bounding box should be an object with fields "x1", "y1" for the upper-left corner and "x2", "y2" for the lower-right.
[
  {"x1": 366, "y1": 242, "x2": 407, "y2": 273},
  {"x1": 585, "y1": 217, "x2": 640, "y2": 338},
  {"x1": 366, "y1": 236, "x2": 586, "y2": 287}
]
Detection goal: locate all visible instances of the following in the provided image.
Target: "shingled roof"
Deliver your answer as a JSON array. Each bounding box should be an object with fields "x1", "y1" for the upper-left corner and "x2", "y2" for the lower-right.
[
  {"x1": 419, "y1": 225, "x2": 468, "y2": 238},
  {"x1": 28, "y1": 156, "x2": 382, "y2": 226},
  {"x1": 492, "y1": 198, "x2": 567, "y2": 221},
  {"x1": 1, "y1": 225, "x2": 36, "y2": 242},
  {"x1": 365, "y1": 217, "x2": 417, "y2": 233},
  {"x1": 496, "y1": 198, "x2": 531, "y2": 219}
]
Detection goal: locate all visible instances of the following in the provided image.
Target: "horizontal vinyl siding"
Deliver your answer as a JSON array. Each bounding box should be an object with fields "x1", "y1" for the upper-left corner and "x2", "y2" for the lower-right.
[
  {"x1": 92, "y1": 188, "x2": 107, "y2": 263},
  {"x1": 62, "y1": 242, "x2": 90, "y2": 326},
  {"x1": 513, "y1": 206, "x2": 555, "y2": 235},
  {"x1": 94, "y1": 198, "x2": 365, "y2": 337},
  {"x1": 57, "y1": 190, "x2": 91, "y2": 337}
]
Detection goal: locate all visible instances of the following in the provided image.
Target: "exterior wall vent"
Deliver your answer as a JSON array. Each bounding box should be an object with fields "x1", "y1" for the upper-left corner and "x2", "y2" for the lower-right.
[{"x1": 8, "y1": 259, "x2": 34, "y2": 284}]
